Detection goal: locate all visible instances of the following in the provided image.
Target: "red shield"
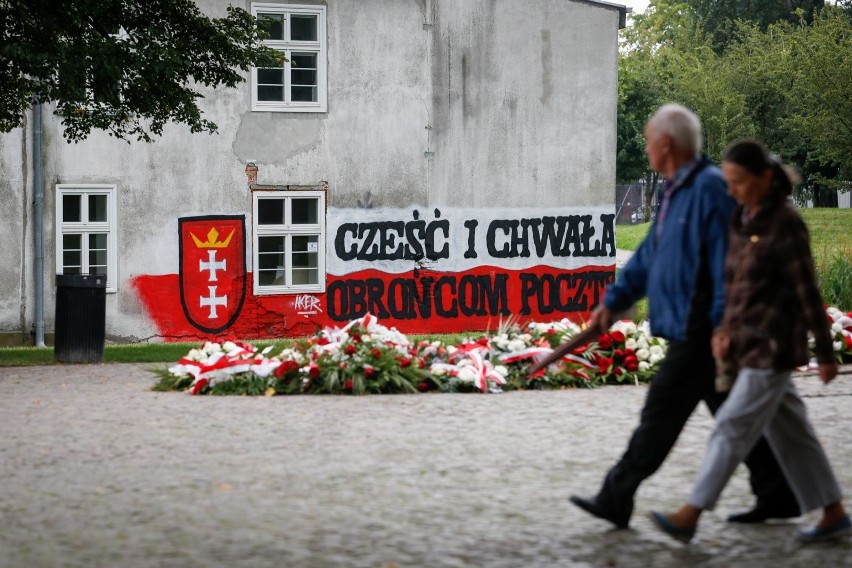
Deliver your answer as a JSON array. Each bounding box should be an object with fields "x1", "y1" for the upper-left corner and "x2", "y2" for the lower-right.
[{"x1": 179, "y1": 216, "x2": 246, "y2": 334}]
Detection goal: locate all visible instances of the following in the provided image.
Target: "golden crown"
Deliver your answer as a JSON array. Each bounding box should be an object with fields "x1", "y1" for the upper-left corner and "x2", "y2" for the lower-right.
[{"x1": 190, "y1": 227, "x2": 235, "y2": 249}]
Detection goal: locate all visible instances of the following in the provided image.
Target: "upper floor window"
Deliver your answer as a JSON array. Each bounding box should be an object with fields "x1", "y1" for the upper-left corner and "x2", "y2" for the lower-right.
[
  {"x1": 251, "y1": 3, "x2": 327, "y2": 113},
  {"x1": 55, "y1": 185, "x2": 118, "y2": 292},
  {"x1": 252, "y1": 189, "x2": 326, "y2": 295}
]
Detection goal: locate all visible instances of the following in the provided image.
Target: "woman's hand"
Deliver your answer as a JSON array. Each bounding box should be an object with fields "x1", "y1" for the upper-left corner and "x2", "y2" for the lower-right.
[
  {"x1": 712, "y1": 329, "x2": 730, "y2": 361},
  {"x1": 818, "y1": 362, "x2": 838, "y2": 384}
]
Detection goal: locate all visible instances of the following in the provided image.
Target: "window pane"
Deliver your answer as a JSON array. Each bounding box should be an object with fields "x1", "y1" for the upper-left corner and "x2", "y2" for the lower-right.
[
  {"x1": 63, "y1": 195, "x2": 81, "y2": 222},
  {"x1": 257, "y1": 199, "x2": 284, "y2": 225},
  {"x1": 293, "y1": 236, "x2": 318, "y2": 284},
  {"x1": 291, "y1": 53, "x2": 316, "y2": 70},
  {"x1": 258, "y1": 236, "x2": 285, "y2": 286},
  {"x1": 63, "y1": 234, "x2": 82, "y2": 272},
  {"x1": 291, "y1": 69, "x2": 317, "y2": 87},
  {"x1": 257, "y1": 68, "x2": 284, "y2": 85},
  {"x1": 291, "y1": 86, "x2": 317, "y2": 102},
  {"x1": 292, "y1": 235, "x2": 319, "y2": 268},
  {"x1": 89, "y1": 233, "x2": 108, "y2": 250},
  {"x1": 258, "y1": 86, "x2": 285, "y2": 102},
  {"x1": 290, "y1": 15, "x2": 317, "y2": 41},
  {"x1": 292, "y1": 198, "x2": 318, "y2": 224},
  {"x1": 292, "y1": 268, "x2": 318, "y2": 285},
  {"x1": 258, "y1": 13, "x2": 284, "y2": 40},
  {"x1": 88, "y1": 195, "x2": 108, "y2": 222},
  {"x1": 89, "y1": 233, "x2": 108, "y2": 269}
]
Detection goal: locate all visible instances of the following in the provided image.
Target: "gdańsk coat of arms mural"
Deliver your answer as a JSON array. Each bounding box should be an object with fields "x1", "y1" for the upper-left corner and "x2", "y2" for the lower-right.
[{"x1": 178, "y1": 216, "x2": 246, "y2": 334}]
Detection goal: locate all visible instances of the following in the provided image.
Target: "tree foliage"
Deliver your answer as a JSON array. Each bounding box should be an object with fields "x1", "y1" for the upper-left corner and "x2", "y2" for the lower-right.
[
  {"x1": 0, "y1": 0, "x2": 281, "y2": 142},
  {"x1": 617, "y1": 1, "x2": 852, "y2": 199}
]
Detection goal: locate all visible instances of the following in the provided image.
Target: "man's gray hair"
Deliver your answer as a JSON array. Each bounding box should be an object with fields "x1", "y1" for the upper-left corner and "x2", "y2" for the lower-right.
[{"x1": 648, "y1": 103, "x2": 703, "y2": 156}]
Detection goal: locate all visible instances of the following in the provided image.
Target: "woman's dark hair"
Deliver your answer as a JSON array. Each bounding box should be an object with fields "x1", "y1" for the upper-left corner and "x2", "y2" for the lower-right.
[{"x1": 722, "y1": 138, "x2": 797, "y2": 197}]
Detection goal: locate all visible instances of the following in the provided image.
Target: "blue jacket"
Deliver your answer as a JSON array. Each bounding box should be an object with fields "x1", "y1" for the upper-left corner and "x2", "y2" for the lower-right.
[{"x1": 604, "y1": 156, "x2": 735, "y2": 341}]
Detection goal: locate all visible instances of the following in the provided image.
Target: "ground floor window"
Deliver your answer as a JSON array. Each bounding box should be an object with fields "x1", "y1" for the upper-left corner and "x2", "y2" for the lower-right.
[
  {"x1": 55, "y1": 184, "x2": 118, "y2": 292},
  {"x1": 252, "y1": 189, "x2": 326, "y2": 295}
]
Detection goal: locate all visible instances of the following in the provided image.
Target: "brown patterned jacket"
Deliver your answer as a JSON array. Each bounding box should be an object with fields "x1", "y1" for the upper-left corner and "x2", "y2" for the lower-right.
[{"x1": 720, "y1": 198, "x2": 834, "y2": 371}]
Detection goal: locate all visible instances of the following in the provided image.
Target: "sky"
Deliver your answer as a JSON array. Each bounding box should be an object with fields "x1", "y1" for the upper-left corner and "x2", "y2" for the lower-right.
[{"x1": 619, "y1": 0, "x2": 650, "y2": 17}]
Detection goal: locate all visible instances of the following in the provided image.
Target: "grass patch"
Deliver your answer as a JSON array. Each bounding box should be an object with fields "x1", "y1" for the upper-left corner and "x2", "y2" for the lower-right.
[
  {"x1": 616, "y1": 222, "x2": 650, "y2": 251},
  {"x1": 801, "y1": 208, "x2": 852, "y2": 263}
]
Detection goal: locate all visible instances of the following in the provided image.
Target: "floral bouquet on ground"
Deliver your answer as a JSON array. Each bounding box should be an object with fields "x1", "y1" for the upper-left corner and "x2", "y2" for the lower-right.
[
  {"x1": 153, "y1": 313, "x2": 671, "y2": 396},
  {"x1": 275, "y1": 313, "x2": 438, "y2": 395},
  {"x1": 153, "y1": 314, "x2": 439, "y2": 396},
  {"x1": 825, "y1": 306, "x2": 852, "y2": 363},
  {"x1": 152, "y1": 340, "x2": 283, "y2": 395},
  {"x1": 429, "y1": 337, "x2": 509, "y2": 393}
]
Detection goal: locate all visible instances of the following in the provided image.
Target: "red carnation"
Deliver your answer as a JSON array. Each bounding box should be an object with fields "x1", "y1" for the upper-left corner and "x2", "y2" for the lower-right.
[
  {"x1": 845, "y1": 335, "x2": 852, "y2": 350},
  {"x1": 418, "y1": 381, "x2": 429, "y2": 392},
  {"x1": 613, "y1": 367, "x2": 624, "y2": 376},
  {"x1": 343, "y1": 379, "x2": 353, "y2": 391},
  {"x1": 399, "y1": 357, "x2": 412, "y2": 368},
  {"x1": 624, "y1": 355, "x2": 639, "y2": 372},
  {"x1": 351, "y1": 334, "x2": 362, "y2": 343},
  {"x1": 274, "y1": 360, "x2": 299, "y2": 378},
  {"x1": 370, "y1": 348, "x2": 382, "y2": 358},
  {"x1": 610, "y1": 330, "x2": 626, "y2": 344},
  {"x1": 613, "y1": 349, "x2": 625, "y2": 362},
  {"x1": 365, "y1": 367, "x2": 376, "y2": 378},
  {"x1": 597, "y1": 356, "x2": 613, "y2": 371},
  {"x1": 308, "y1": 364, "x2": 320, "y2": 378},
  {"x1": 345, "y1": 344, "x2": 356, "y2": 355},
  {"x1": 597, "y1": 334, "x2": 613, "y2": 350}
]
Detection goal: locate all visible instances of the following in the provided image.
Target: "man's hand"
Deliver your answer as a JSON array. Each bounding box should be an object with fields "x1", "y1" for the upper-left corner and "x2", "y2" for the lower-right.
[
  {"x1": 818, "y1": 362, "x2": 838, "y2": 384},
  {"x1": 711, "y1": 329, "x2": 730, "y2": 361},
  {"x1": 590, "y1": 305, "x2": 613, "y2": 332}
]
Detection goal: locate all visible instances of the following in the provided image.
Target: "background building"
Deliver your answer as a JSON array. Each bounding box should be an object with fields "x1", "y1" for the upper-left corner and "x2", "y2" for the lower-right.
[{"x1": 0, "y1": 0, "x2": 627, "y2": 345}]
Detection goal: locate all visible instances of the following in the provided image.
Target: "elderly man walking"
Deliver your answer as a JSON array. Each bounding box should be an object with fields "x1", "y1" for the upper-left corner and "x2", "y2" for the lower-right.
[{"x1": 569, "y1": 104, "x2": 799, "y2": 529}]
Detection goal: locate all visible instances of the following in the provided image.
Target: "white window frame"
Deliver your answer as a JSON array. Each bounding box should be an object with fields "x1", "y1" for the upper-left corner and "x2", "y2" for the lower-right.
[
  {"x1": 251, "y1": 3, "x2": 327, "y2": 113},
  {"x1": 55, "y1": 184, "x2": 119, "y2": 293},
  {"x1": 252, "y1": 189, "x2": 326, "y2": 295}
]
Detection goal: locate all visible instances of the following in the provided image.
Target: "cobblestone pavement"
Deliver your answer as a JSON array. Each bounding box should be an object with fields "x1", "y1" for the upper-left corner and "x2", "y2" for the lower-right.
[{"x1": 1, "y1": 363, "x2": 850, "y2": 568}]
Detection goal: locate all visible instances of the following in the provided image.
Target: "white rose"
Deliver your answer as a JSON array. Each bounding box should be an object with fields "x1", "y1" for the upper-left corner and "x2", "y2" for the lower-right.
[
  {"x1": 507, "y1": 339, "x2": 527, "y2": 352},
  {"x1": 650, "y1": 345, "x2": 665, "y2": 358},
  {"x1": 833, "y1": 341, "x2": 843, "y2": 352},
  {"x1": 639, "y1": 361, "x2": 651, "y2": 371},
  {"x1": 625, "y1": 338, "x2": 637, "y2": 350},
  {"x1": 649, "y1": 353, "x2": 664, "y2": 365},
  {"x1": 832, "y1": 323, "x2": 842, "y2": 333},
  {"x1": 637, "y1": 337, "x2": 650, "y2": 350},
  {"x1": 457, "y1": 367, "x2": 478, "y2": 383},
  {"x1": 636, "y1": 348, "x2": 651, "y2": 361},
  {"x1": 493, "y1": 365, "x2": 509, "y2": 377}
]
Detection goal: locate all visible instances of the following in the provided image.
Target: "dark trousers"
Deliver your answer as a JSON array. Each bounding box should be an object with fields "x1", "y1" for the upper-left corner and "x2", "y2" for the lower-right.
[{"x1": 596, "y1": 338, "x2": 798, "y2": 523}]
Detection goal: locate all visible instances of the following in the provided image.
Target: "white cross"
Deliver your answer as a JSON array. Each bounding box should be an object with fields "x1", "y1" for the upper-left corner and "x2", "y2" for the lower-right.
[
  {"x1": 200, "y1": 286, "x2": 227, "y2": 319},
  {"x1": 199, "y1": 250, "x2": 227, "y2": 281}
]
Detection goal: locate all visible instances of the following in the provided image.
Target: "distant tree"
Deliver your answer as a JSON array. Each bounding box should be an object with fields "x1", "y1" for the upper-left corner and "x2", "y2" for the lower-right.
[
  {"x1": 0, "y1": 0, "x2": 281, "y2": 142},
  {"x1": 682, "y1": 0, "x2": 824, "y2": 50}
]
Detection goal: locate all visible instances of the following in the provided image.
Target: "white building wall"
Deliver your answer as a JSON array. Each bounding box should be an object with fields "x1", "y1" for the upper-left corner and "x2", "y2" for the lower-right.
[{"x1": 0, "y1": 0, "x2": 623, "y2": 344}]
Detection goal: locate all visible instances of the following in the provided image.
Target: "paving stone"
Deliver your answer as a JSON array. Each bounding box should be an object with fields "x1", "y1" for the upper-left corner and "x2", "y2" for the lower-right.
[{"x1": 1, "y1": 363, "x2": 850, "y2": 567}]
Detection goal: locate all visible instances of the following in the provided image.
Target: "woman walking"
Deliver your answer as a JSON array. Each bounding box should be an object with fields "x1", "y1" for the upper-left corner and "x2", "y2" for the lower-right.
[{"x1": 648, "y1": 138, "x2": 849, "y2": 544}]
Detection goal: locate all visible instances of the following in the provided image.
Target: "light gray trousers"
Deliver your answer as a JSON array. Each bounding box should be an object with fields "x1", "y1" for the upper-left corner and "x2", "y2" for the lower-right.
[{"x1": 689, "y1": 367, "x2": 843, "y2": 512}]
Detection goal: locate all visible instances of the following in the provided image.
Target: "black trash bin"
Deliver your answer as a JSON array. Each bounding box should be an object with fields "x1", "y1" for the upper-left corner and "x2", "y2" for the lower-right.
[{"x1": 54, "y1": 274, "x2": 106, "y2": 363}]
